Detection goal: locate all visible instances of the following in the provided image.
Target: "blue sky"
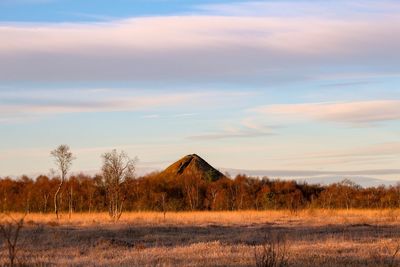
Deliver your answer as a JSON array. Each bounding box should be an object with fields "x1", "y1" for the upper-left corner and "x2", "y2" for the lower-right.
[{"x1": 0, "y1": 0, "x2": 400, "y2": 182}]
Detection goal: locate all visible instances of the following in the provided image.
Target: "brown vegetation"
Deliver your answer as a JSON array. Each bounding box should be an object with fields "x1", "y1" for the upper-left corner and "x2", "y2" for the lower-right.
[
  {"x1": 0, "y1": 210, "x2": 398, "y2": 266},
  {"x1": 0, "y1": 171, "x2": 399, "y2": 214},
  {"x1": 2, "y1": 154, "x2": 398, "y2": 214},
  {"x1": 1, "y1": 154, "x2": 400, "y2": 265}
]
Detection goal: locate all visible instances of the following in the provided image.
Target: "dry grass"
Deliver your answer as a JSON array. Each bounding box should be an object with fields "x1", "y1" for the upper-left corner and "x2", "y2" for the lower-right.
[
  {"x1": 9, "y1": 209, "x2": 400, "y2": 226},
  {"x1": 0, "y1": 209, "x2": 399, "y2": 266}
]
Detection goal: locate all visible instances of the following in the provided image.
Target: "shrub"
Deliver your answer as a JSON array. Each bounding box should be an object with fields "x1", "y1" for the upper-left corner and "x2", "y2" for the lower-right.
[{"x1": 254, "y1": 233, "x2": 290, "y2": 267}]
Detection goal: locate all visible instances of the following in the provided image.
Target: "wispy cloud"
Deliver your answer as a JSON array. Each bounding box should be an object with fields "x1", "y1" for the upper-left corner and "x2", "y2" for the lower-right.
[
  {"x1": 188, "y1": 130, "x2": 274, "y2": 140},
  {"x1": 320, "y1": 80, "x2": 377, "y2": 88},
  {"x1": 0, "y1": 8, "x2": 399, "y2": 83},
  {"x1": 255, "y1": 100, "x2": 400, "y2": 125},
  {"x1": 262, "y1": 142, "x2": 400, "y2": 168},
  {"x1": 141, "y1": 113, "x2": 197, "y2": 119},
  {"x1": 305, "y1": 142, "x2": 400, "y2": 160},
  {"x1": 197, "y1": 0, "x2": 400, "y2": 18},
  {"x1": 188, "y1": 119, "x2": 277, "y2": 140},
  {"x1": 0, "y1": 89, "x2": 248, "y2": 123},
  {"x1": 142, "y1": 114, "x2": 160, "y2": 119}
]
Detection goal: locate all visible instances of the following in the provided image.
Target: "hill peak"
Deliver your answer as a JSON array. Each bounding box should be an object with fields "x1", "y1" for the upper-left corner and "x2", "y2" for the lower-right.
[{"x1": 161, "y1": 154, "x2": 225, "y2": 182}]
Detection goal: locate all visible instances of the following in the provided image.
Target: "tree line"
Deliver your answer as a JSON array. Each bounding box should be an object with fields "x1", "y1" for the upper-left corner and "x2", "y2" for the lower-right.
[
  {"x1": 1, "y1": 145, "x2": 400, "y2": 216},
  {"x1": 1, "y1": 169, "x2": 400, "y2": 213}
]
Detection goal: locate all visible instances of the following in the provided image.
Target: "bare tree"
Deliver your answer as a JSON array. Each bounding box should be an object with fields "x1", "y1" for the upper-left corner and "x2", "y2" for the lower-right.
[
  {"x1": 101, "y1": 149, "x2": 136, "y2": 221},
  {"x1": 51, "y1": 145, "x2": 75, "y2": 220}
]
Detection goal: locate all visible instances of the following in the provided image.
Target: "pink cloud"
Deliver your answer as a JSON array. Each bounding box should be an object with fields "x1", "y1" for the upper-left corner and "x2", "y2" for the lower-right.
[
  {"x1": 255, "y1": 100, "x2": 400, "y2": 124},
  {"x1": 0, "y1": 14, "x2": 399, "y2": 82}
]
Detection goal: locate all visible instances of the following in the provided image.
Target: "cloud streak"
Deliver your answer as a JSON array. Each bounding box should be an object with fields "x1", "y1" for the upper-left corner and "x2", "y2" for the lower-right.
[
  {"x1": 0, "y1": 89, "x2": 248, "y2": 123},
  {"x1": 188, "y1": 129, "x2": 274, "y2": 140},
  {"x1": 0, "y1": 8, "x2": 399, "y2": 83},
  {"x1": 255, "y1": 100, "x2": 400, "y2": 124},
  {"x1": 187, "y1": 117, "x2": 278, "y2": 140},
  {"x1": 198, "y1": 0, "x2": 400, "y2": 18},
  {"x1": 259, "y1": 142, "x2": 400, "y2": 170}
]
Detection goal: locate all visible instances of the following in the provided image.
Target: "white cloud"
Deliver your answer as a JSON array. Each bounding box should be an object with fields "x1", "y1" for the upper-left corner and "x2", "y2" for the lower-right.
[{"x1": 255, "y1": 100, "x2": 400, "y2": 124}]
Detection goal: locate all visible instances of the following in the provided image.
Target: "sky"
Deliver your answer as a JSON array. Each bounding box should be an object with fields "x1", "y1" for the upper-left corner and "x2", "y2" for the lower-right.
[{"x1": 0, "y1": 0, "x2": 400, "y2": 183}]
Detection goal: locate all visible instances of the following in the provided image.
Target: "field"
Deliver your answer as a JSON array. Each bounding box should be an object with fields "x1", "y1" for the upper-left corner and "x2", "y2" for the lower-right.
[{"x1": 1, "y1": 210, "x2": 400, "y2": 266}]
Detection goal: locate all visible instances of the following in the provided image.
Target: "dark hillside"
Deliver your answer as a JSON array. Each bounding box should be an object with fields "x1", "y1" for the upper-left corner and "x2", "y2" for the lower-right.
[{"x1": 159, "y1": 154, "x2": 225, "y2": 182}]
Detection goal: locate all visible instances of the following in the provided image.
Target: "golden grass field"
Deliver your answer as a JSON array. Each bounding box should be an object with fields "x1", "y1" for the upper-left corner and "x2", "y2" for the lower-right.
[{"x1": 1, "y1": 209, "x2": 400, "y2": 266}]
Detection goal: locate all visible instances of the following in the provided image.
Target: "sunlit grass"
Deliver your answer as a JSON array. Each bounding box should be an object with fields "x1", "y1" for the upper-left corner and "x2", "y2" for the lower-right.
[
  {"x1": 3, "y1": 209, "x2": 400, "y2": 226},
  {"x1": 1, "y1": 209, "x2": 400, "y2": 266}
]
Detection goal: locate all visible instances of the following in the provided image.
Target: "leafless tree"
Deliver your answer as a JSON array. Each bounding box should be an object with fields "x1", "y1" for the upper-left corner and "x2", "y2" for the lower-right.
[
  {"x1": 50, "y1": 145, "x2": 75, "y2": 220},
  {"x1": 101, "y1": 149, "x2": 136, "y2": 221},
  {"x1": 0, "y1": 213, "x2": 26, "y2": 267}
]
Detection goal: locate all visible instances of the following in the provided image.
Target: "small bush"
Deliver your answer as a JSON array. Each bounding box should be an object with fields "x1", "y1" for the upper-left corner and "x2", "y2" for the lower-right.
[{"x1": 254, "y1": 233, "x2": 290, "y2": 267}]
